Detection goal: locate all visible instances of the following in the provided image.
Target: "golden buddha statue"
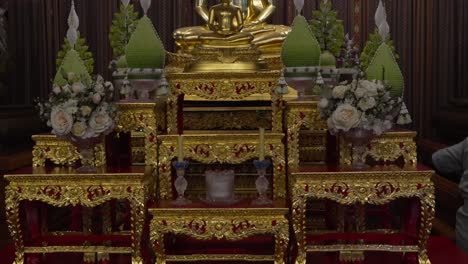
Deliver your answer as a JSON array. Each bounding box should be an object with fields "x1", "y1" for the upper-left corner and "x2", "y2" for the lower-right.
[
  {"x1": 199, "y1": 0, "x2": 254, "y2": 46},
  {"x1": 182, "y1": 0, "x2": 266, "y2": 73},
  {"x1": 174, "y1": 0, "x2": 290, "y2": 57}
]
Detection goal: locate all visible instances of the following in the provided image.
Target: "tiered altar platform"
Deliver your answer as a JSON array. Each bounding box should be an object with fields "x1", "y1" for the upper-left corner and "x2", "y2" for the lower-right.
[{"x1": 5, "y1": 93, "x2": 443, "y2": 264}]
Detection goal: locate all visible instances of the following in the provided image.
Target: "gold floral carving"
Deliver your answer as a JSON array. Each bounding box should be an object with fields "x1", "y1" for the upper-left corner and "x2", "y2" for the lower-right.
[
  {"x1": 340, "y1": 131, "x2": 418, "y2": 166},
  {"x1": 116, "y1": 102, "x2": 159, "y2": 167},
  {"x1": 184, "y1": 109, "x2": 272, "y2": 130},
  {"x1": 32, "y1": 135, "x2": 106, "y2": 167},
  {"x1": 157, "y1": 133, "x2": 286, "y2": 199},
  {"x1": 166, "y1": 71, "x2": 280, "y2": 101},
  {"x1": 286, "y1": 101, "x2": 327, "y2": 171},
  {"x1": 165, "y1": 254, "x2": 274, "y2": 262},
  {"x1": 165, "y1": 71, "x2": 284, "y2": 134},
  {"x1": 290, "y1": 168, "x2": 435, "y2": 264},
  {"x1": 4, "y1": 171, "x2": 150, "y2": 264},
  {"x1": 149, "y1": 206, "x2": 289, "y2": 264}
]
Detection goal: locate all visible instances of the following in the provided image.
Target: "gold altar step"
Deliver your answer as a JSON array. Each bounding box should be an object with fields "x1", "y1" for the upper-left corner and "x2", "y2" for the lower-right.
[{"x1": 156, "y1": 131, "x2": 286, "y2": 199}]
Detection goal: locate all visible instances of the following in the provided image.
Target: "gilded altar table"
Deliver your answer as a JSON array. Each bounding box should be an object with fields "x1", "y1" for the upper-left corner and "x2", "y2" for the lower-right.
[
  {"x1": 116, "y1": 102, "x2": 164, "y2": 167},
  {"x1": 285, "y1": 100, "x2": 328, "y2": 170},
  {"x1": 32, "y1": 134, "x2": 106, "y2": 167},
  {"x1": 4, "y1": 166, "x2": 151, "y2": 264},
  {"x1": 149, "y1": 199, "x2": 289, "y2": 264},
  {"x1": 165, "y1": 71, "x2": 287, "y2": 134},
  {"x1": 339, "y1": 130, "x2": 418, "y2": 166},
  {"x1": 291, "y1": 165, "x2": 435, "y2": 264},
  {"x1": 157, "y1": 132, "x2": 286, "y2": 200}
]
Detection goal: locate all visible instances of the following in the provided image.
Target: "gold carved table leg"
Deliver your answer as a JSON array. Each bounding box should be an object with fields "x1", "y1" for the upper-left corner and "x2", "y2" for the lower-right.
[
  {"x1": 292, "y1": 194, "x2": 307, "y2": 264},
  {"x1": 272, "y1": 144, "x2": 286, "y2": 199},
  {"x1": 32, "y1": 146, "x2": 46, "y2": 167},
  {"x1": 274, "y1": 219, "x2": 290, "y2": 264},
  {"x1": 150, "y1": 222, "x2": 166, "y2": 264},
  {"x1": 5, "y1": 186, "x2": 24, "y2": 264},
  {"x1": 130, "y1": 198, "x2": 145, "y2": 264},
  {"x1": 418, "y1": 186, "x2": 435, "y2": 264}
]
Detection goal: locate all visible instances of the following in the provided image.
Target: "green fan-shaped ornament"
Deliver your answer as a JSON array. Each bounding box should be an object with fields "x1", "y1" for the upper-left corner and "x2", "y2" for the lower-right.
[
  {"x1": 126, "y1": 16, "x2": 165, "y2": 69},
  {"x1": 366, "y1": 43, "x2": 404, "y2": 97},
  {"x1": 281, "y1": 15, "x2": 321, "y2": 67},
  {"x1": 54, "y1": 49, "x2": 92, "y2": 86}
]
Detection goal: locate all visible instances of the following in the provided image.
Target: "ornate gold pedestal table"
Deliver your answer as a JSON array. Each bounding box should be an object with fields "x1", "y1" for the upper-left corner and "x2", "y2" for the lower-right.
[
  {"x1": 4, "y1": 166, "x2": 151, "y2": 264},
  {"x1": 291, "y1": 165, "x2": 435, "y2": 264},
  {"x1": 285, "y1": 100, "x2": 327, "y2": 170},
  {"x1": 149, "y1": 199, "x2": 289, "y2": 264},
  {"x1": 116, "y1": 102, "x2": 163, "y2": 167},
  {"x1": 157, "y1": 132, "x2": 286, "y2": 200},
  {"x1": 32, "y1": 134, "x2": 106, "y2": 167}
]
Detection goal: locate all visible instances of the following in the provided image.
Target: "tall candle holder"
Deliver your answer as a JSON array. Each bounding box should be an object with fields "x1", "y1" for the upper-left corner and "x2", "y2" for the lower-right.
[
  {"x1": 172, "y1": 160, "x2": 191, "y2": 205},
  {"x1": 252, "y1": 159, "x2": 273, "y2": 205}
]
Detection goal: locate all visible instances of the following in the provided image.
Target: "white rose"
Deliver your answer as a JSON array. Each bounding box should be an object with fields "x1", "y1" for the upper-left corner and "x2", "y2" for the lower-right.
[
  {"x1": 105, "y1": 81, "x2": 114, "y2": 91},
  {"x1": 65, "y1": 106, "x2": 78, "y2": 115},
  {"x1": 332, "y1": 85, "x2": 349, "y2": 99},
  {"x1": 50, "y1": 108, "x2": 73, "y2": 136},
  {"x1": 89, "y1": 111, "x2": 113, "y2": 135},
  {"x1": 329, "y1": 104, "x2": 361, "y2": 132},
  {"x1": 359, "y1": 80, "x2": 378, "y2": 97},
  {"x1": 62, "y1": 84, "x2": 71, "y2": 93},
  {"x1": 72, "y1": 82, "x2": 85, "y2": 94},
  {"x1": 52, "y1": 86, "x2": 61, "y2": 95},
  {"x1": 94, "y1": 84, "x2": 104, "y2": 94},
  {"x1": 357, "y1": 97, "x2": 377, "y2": 111},
  {"x1": 92, "y1": 93, "x2": 101, "y2": 104},
  {"x1": 354, "y1": 87, "x2": 367, "y2": 98},
  {"x1": 318, "y1": 98, "x2": 329, "y2": 108},
  {"x1": 71, "y1": 122, "x2": 87, "y2": 137},
  {"x1": 80, "y1": 106, "x2": 92, "y2": 117}
]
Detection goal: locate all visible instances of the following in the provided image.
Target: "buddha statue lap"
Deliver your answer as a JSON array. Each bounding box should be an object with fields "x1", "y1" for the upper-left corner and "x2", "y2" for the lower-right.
[
  {"x1": 174, "y1": 0, "x2": 290, "y2": 57},
  {"x1": 183, "y1": 0, "x2": 266, "y2": 73}
]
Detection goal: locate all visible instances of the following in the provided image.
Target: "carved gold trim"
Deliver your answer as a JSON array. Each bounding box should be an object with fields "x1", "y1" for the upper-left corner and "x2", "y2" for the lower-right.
[
  {"x1": 339, "y1": 131, "x2": 418, "y2": 166},
  {"x1": 306, "y1": 244, "x2": 419, "y2": 252},
  {"x1": 149, "y1": 205, "x2": 289, "y2": 264},
  {"x1": 165, "y1": 254, "x2": 274, "y2": 262},
  {"x1": 32, "y1": 135, "x2": 106, "y2": 167},
  {"x1": 5, "y1": 170, "x2": 151, "y2": 264},
  {"x1": 157, "y1": 132, "x2": 286, "y2": 199},
  {"x1": 291, "y1": 168, "x2": 435, "y2": 264},
  {"x1": 166, "y1": 71, "x2": 280, "y2": 101},
  {"x1": 116, "y1": 102, "x2": 159, "y2": 167},
  {"x1": 286, "y1": 100, "x2": 327, "y2": 171},
  {"x1": 166, "y1": 71, "x2": 285, "y2": 134}
]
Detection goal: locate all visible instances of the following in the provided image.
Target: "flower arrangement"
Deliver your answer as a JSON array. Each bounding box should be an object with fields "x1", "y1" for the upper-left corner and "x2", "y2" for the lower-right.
[
  {"x1": 318, "y1": 78, "x2": 409, "y2": 136},
  {"x1": 38, "y1": 72, "x2": 117, "y2": 140}
]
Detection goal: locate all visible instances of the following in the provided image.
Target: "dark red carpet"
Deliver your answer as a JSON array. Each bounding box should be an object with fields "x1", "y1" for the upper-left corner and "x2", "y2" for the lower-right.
[{"x1": 0, "y1": 236, "x2": 466, "y2": 263}]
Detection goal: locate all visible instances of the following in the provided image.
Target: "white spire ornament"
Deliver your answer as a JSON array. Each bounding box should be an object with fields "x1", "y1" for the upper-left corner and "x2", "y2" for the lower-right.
[
  {"x1": 140, "y1": 0, "x2": 151, "y2": 15},
  {"x1": 66, "y1": 0, "x2": 79, "y2": 48},
  {"x1": 375, "y1": 0, "x2": 389, "y2": 41},
  {"x1": 294, "y1": 0, "x2": 304, "y2": 14},
  {"x1": 375, "y1": 0, "x2": 387, "y2": 28},
  {"x1": 121, "y1": 0, "x2": 131, "y2": 8}
]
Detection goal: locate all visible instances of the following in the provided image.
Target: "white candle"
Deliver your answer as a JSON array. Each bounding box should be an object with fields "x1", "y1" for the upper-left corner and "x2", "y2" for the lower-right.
[
  {"x1": 259, "y1": 128, "x2": 265, "y2": 161},
  {"x1": 177, "y1": 135, "x2": 184, "y2": 162}
]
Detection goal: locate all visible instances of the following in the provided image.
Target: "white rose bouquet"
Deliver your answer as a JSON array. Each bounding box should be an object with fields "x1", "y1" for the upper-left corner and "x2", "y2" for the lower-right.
[
  {"x1": 319, "y1": 79, "x2": 411, "y2": 136},
  {"x1": 38, "y1": 72, "x2": 118, "y2": 140}
]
